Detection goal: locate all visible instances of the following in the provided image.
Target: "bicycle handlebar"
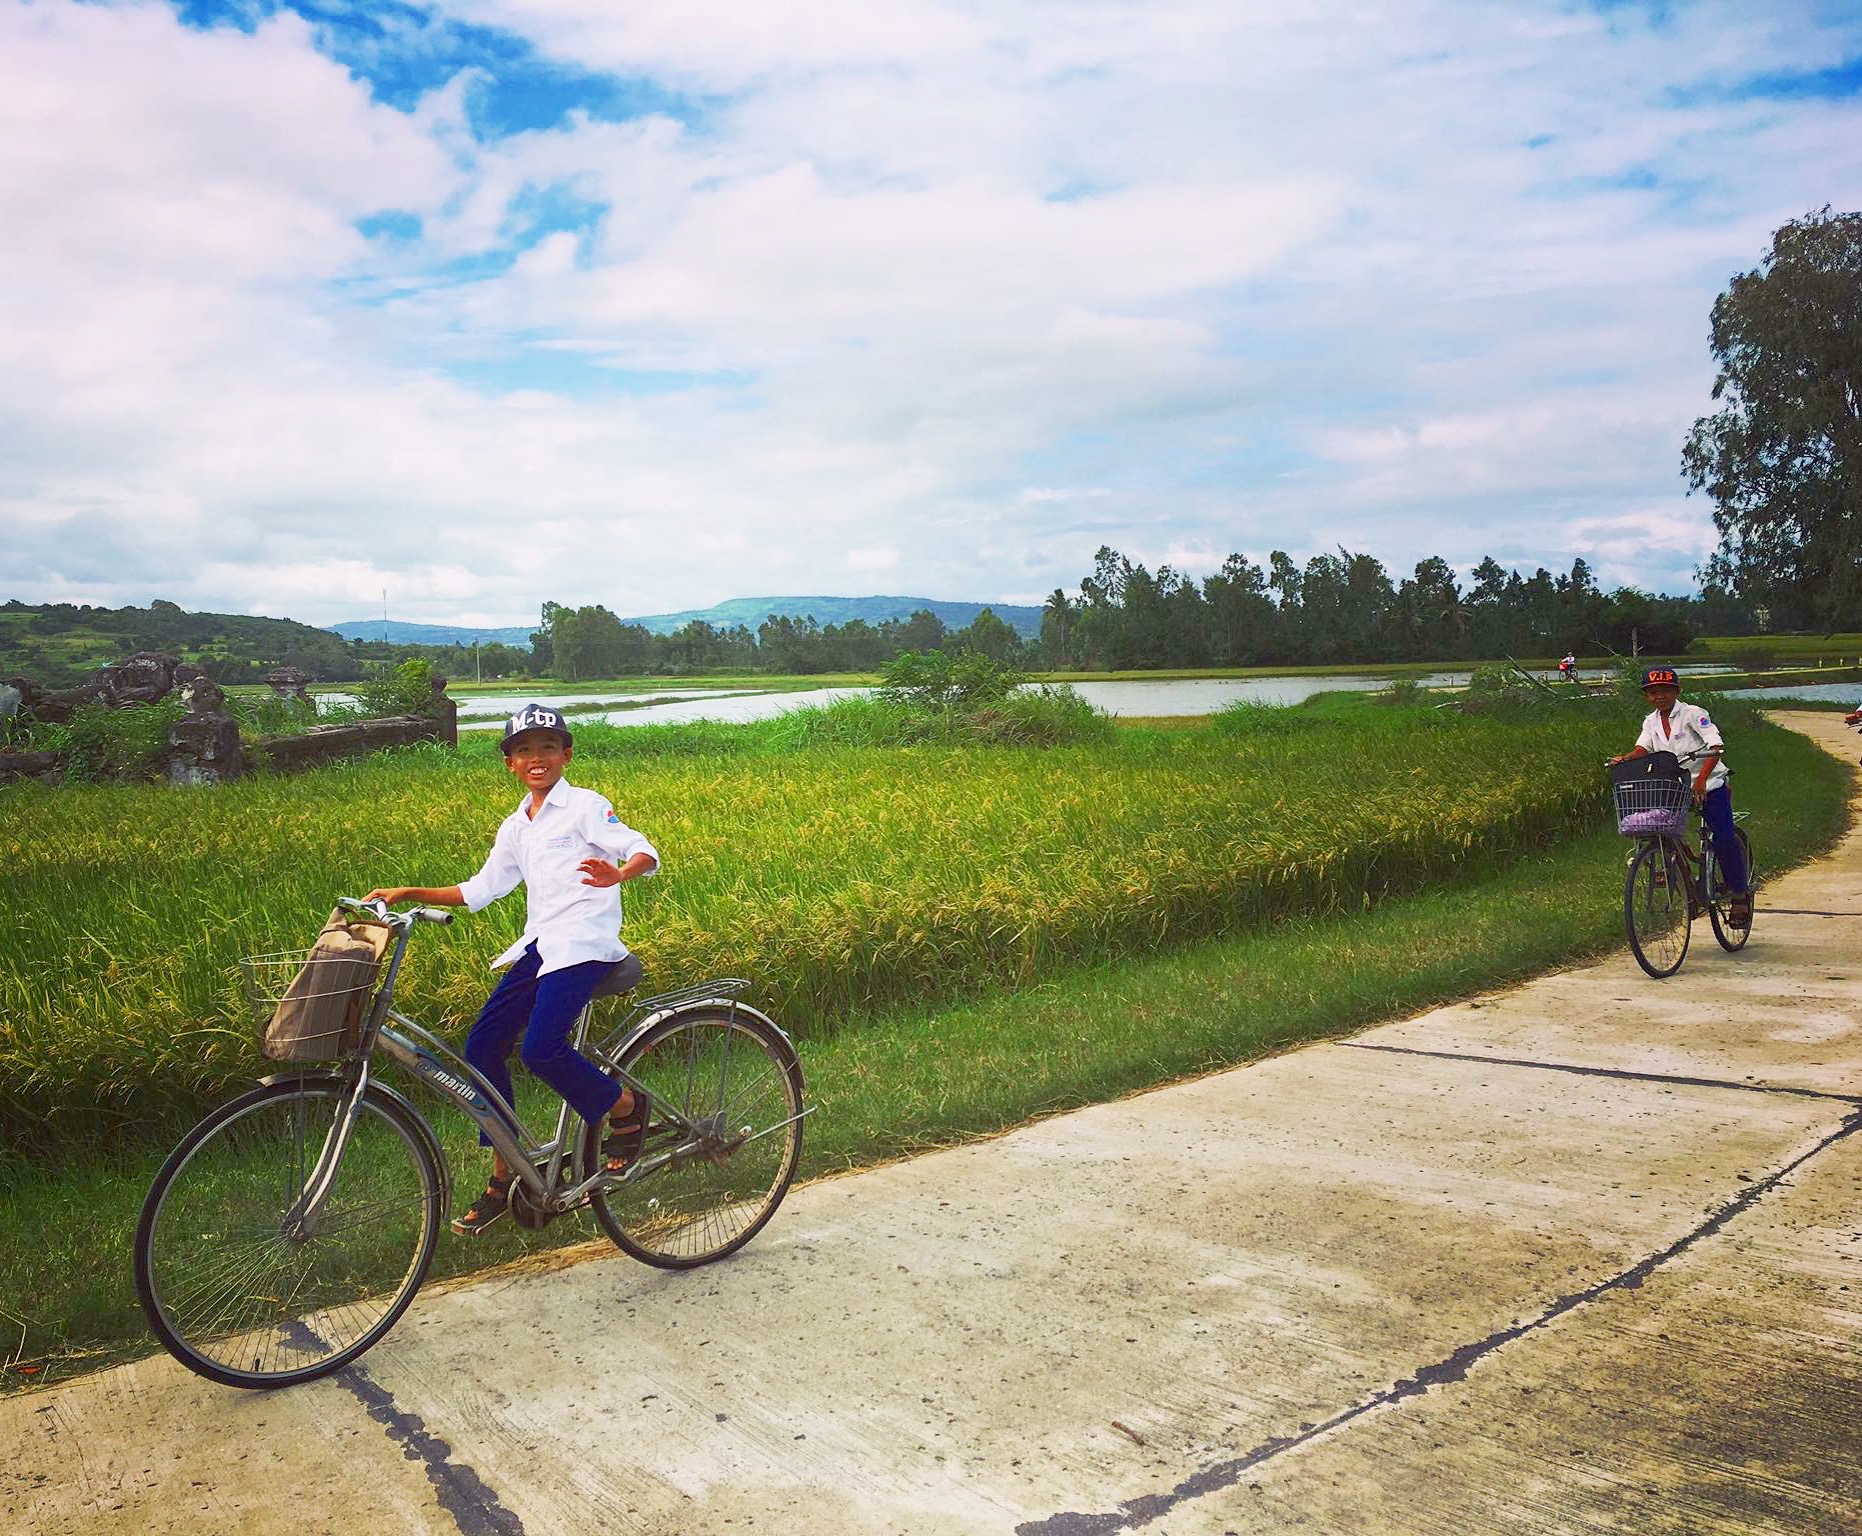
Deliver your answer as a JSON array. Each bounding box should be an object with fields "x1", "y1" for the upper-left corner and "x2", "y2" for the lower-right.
[
  {"x1": 335, "y1": 896, "x2": 454, "y2": 926},
  {"x1": 1604, "y1": 745, "x2": 1724, "y2": 769}
]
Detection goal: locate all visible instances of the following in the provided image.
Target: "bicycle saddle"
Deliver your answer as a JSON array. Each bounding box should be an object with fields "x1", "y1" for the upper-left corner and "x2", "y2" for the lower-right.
[{"x1": 591, "y1": 953, "x2": 644, "y2": 999}]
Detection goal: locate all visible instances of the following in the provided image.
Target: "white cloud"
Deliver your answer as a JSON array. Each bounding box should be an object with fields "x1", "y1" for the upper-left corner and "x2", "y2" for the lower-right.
[{"x1": 1, "y1": 0, "x2": 1858, "y2": 624}]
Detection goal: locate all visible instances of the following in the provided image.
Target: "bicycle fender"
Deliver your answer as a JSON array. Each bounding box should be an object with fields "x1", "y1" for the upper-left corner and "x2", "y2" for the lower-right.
[
  {"x1": 255, "y1": 1071, "x2": 453, "y2": 1211},
  {"x1": 607, "y1": 997, "x2": 795, "y2": 1062}
]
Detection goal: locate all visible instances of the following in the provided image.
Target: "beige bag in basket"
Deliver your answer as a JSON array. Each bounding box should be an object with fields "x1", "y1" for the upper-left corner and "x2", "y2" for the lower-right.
[{"x1": 261, "y1": 909, "x2": 394, "y2": 1063}]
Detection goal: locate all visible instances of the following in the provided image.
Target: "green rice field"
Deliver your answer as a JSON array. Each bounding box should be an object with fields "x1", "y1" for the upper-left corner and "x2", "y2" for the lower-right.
[
  {"x1": 4, "y1": 699, "x2": 1634, "y2": 1159},
  {"x1": 0, "y1": 693, "x2": 1850, "y2": 1384}
]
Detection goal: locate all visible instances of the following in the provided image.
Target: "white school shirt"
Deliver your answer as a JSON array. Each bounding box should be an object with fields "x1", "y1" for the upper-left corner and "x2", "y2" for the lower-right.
[
  {"x1": 458, "y1": 778, "x2": 659, "y2": 975},
  {"x1": 1636, "y1": 699, "x2": 1727, "y2": 792}
]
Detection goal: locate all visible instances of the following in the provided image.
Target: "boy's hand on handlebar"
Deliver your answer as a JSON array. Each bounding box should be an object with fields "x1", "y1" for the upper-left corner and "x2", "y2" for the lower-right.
[{"x1": 364, "y1": 887, "x2": 412, "y2": 906}]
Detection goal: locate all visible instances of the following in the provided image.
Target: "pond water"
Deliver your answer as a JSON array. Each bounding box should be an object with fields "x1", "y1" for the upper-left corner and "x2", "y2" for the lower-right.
[
  {"x1": 1724, "y1": 683, "x2": 1861, "y2": 705},
  {"x1": 457, "y1": 687, "x2": 865, "y2": 730},
  {"x1": 396, "y1": 663, "x2": 1754, "y2": 732},
  {"x1": 450, "y1": 689, "x2": 766, "y2": 720},
  {"x1": 455, "y1": 675, "x2": 1465, "y2": 727}
]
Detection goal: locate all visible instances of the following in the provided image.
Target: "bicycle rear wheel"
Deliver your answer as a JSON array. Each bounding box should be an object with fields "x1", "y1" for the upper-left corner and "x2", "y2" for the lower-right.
[
  {"x1": 1707, "y1": 828, "x2": 1755, "y2": 952},
  {"x1": 584, "y1": 1007, "x2": 804, "y2": 1269},
  {"x1": 1625, "y1": 837, "x2": 1690, "y2": 978},
  {"x1": 134, "y1": 1079, "x2": 442, "y2": 1388}
]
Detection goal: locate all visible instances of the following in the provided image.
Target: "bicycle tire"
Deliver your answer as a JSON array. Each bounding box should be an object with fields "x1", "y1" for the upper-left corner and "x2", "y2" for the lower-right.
[
  {"x1": 583, "y1": 1007, "x2": 804, "y2": 1270},
  {"x1": 1625, "y1": 837, "x2": 1690, "y2": 978},
  {"x1": 1707, "y1": 828, "x2": 1755, "y2": 952},
  {"x1": 134, "y1": 1079, "x2": 442, "y2": 1388}
]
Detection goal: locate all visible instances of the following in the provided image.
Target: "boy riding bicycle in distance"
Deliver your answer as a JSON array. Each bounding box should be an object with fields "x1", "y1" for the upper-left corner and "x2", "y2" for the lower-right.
[
  {"x1": 366, "y1": 703, "x2": 659, "y2": 1235},
  {"x1": 1610, "y1": 666, "x2": 1751, "y2": 926}
]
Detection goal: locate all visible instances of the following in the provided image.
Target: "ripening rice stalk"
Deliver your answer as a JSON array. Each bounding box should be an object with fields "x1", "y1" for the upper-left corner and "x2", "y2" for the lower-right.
[{"x1": 0, "y1": 709, "x2": 1624, "y2": 1157}]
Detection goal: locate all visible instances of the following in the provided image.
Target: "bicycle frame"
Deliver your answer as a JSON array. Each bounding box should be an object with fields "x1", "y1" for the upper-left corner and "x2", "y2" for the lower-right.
[{"x1": 286, "y1": 904, "x2": 786, "y2": 1232}]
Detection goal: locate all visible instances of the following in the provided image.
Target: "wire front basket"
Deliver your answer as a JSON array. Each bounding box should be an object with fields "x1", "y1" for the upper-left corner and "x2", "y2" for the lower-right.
[
  {"x1": 240, "y1": 950, "x2": 378, "y2": 1061},
  {"x1": 1611, "y1": 769, "x2": 1690, "y2": 838}
]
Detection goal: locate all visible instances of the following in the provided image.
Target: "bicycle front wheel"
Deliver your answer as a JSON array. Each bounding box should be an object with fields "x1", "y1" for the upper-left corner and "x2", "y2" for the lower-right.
[
  {"x1": 1708, "y1": 828, "x2": 1755, "y2": 952},
  {"x1": 584, "y1": 1007, "x2": 804, "y2": 1269},
  {"x1": 134, "y1": 1079, "x2": 442, "y2": 1388},
  {"x1": 1625, "y1": 837, "x2": 1690, "y2": 978}
]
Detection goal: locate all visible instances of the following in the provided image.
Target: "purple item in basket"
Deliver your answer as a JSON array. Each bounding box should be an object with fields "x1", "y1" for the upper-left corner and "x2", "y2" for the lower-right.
[{"x1": 1619, "y1": 808, "x2": 1685, "y2": 837}]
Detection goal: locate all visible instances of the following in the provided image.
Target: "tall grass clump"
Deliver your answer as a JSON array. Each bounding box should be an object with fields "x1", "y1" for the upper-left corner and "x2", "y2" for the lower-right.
[
  {"x1": 0, "y1": 700, "x2": 1650, "y2": 1159},
  {"x1": 225, "y1": 691, "x2": 321, "y2": 738},
  {"x1": 1210, "y1": 700, "x2": 1334, "y2": 738},
  {"x1": 766, "y1": 686, "x2": 1112, "y2": 750}
]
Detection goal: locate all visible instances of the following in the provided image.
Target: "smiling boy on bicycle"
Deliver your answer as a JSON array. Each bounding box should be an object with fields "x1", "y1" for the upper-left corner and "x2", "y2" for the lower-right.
[
  {"x1": 1611, "y1": 666, "x2": 1751, "y2": 925},
  {"x1": 366, "y1": 703, "x2": 658, "y2": 1235}
]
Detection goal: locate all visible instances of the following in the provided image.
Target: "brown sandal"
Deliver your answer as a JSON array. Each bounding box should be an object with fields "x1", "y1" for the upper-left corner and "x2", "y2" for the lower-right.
[
  {"x1": 451, "y1": 1173, "x2": 512, "y2": 1236},
  {"x1": 602, "y1": 1089, "x2": 648, "y2": 1173}
]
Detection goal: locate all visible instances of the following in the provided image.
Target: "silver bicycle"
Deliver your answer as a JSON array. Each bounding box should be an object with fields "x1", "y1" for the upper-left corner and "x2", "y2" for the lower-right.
[
  {"x1": 133, "y1": 897, "x2": 808, "y2": 1388},
  {"x1": 1610, "y1": 747, "x2": 1754, "y2": 978}
]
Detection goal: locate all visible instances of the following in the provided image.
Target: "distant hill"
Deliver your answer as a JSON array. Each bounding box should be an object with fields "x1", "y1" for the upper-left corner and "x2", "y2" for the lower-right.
[
  {"x1": 2, "y1": 598, "x2": 361, "y2": 687},
  {"x1": 332, "y1": 597, "x2": 1044, "y2": 643},
  {"x1": 624, "y1": 596, "x2": 1044, "y2": 639},
  {"x1": 329, "y1": 620, "x2": 537, "y2": 647}
]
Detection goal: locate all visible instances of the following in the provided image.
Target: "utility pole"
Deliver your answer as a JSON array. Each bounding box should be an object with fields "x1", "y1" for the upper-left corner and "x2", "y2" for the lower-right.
[
  {"x1": 474, "y1": 638, "x2": 481, "y2": 684},
  {"x1": 382, "y1": 589, "x2": 388, "y2": 646}
]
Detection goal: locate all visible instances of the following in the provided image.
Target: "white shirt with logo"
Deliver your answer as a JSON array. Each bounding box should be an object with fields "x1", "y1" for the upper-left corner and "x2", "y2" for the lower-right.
[
  {"x1": 1636, "y1": 700, "x2": 1727, "y2": 792},
  {"x1": 458, "y1": 778, "x2": 659, "y2": 975}
]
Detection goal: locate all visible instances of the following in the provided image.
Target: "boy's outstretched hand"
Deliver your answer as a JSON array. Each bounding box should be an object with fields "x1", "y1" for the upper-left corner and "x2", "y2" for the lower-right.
[{"x1": 578, "y1": 857, "x2": 623, "y2": 888}]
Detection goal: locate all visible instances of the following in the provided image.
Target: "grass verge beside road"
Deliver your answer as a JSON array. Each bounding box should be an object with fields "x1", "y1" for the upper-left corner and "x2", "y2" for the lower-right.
[{"x1": 2, "y1": 707, "x2": 1847, "y2": 1389}]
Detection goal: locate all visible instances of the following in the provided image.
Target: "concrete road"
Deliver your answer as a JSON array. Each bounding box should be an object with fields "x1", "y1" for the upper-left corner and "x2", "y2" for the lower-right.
[{"x1": 7, "y1": 712, "x2": 1860, "y2": 1536}]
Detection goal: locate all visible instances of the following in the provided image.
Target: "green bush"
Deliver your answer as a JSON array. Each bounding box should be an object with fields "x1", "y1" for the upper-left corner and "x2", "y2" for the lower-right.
[
  {"x1": 354, "y1": 658, "x2": 441, "y2": 718},
  {"x1": 1380, "y1": 678, "x2": 1426, "y2": 706},
  {"x1": 880, "y1": 650, "x2": 1023, "y2": 712},
  {"x1": 61, "y1": 699, "x2": 183, "y2": 783},
  {"x1": 1458, "y1": 663, "x2": 1557, "y2": 717},
  {"x1": 767, "y1": 686, "x2": 1111, "y2": 750}
]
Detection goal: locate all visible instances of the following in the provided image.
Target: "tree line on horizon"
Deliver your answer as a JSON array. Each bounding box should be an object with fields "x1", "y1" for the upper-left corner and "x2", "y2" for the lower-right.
[
  {"x1": 528, "y1": 543, "x2": 1751, "y2": 679},
  {"x1": 0, "y1": 547, "x2": 1769, "y2": 691}
]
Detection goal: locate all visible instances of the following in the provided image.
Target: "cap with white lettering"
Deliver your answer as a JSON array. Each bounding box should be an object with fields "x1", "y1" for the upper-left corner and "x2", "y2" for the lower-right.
[{"x1": 500, "y1": 703, "x2": 573, "y2": 753}]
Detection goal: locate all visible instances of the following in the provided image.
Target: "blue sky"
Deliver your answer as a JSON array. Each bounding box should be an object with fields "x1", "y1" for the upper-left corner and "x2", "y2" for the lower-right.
[{"x1": 1, "y1": 0, "x2": 1859, "y2": 626}]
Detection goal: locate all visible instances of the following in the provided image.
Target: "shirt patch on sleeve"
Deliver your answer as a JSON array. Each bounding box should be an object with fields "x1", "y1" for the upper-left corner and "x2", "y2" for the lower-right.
[
  {"x1": 1699, "y1": 714, "x2": 1712, "y2": 727},
  {"x1": 606, "y1": 809, "x2": 621, "y2": 823}
]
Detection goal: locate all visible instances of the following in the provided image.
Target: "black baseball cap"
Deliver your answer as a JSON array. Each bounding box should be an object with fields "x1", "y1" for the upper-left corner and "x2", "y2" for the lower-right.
[
  {"x1": 500, "y1": 703, "x2": 573, "y2": 752},
  {"x1": 1641, "y1": 666, "x2": 1679, "y2": 689}
]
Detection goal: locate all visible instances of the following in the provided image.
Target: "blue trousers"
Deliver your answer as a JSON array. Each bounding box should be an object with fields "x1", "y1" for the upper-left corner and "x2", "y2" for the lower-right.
[
  {"x1": 464, "y1": 944, "x2": 622, "y2": 1147},
  {"x1": 1701, "y1": 784, "x2": 1749, "y2": 896}
]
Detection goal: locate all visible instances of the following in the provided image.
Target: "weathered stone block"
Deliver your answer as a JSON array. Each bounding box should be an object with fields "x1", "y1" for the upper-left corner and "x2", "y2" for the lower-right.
[
  {"x1": 167, "y1": 712, "x2": 244, "y2": 785},
  {"x1": 0, "y1": 749, "x2": 63, "y2": 783},
  {"x1": 180, "y1": 675, "x2": 227, "y2": 715}
]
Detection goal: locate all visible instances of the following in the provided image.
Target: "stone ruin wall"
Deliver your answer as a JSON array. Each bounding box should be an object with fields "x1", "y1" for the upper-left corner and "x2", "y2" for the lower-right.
[{"x1": 0, "y1": 653, "x2": 457, "y2": 786}]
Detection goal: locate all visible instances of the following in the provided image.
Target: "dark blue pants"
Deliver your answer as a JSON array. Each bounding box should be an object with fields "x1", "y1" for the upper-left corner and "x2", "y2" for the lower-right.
[
  {"x1": 1701, "y1": 784, "x2": 1749, "y2": 896},
  {"x1": 464, "y1": 944, "x2": 622, "y2": 1147}
]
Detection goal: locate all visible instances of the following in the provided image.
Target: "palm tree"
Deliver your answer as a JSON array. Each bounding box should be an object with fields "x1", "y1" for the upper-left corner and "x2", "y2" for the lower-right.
[{"x1": 1042, "y1": 589, "x2": 1078, "y2": 668}]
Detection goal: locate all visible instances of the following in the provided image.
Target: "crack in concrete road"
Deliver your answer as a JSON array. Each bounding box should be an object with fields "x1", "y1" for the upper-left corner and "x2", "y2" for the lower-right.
[
  {"x1": 336, "y1": 1363, "x2": 526, "y2": 1536},
  {"x1": 1341, "y1": 1040, "x2": 1862, "y2": 1105},
  {"x1": 1017, "y1": 1104, "x2": 1862, "y2": 1536}
]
